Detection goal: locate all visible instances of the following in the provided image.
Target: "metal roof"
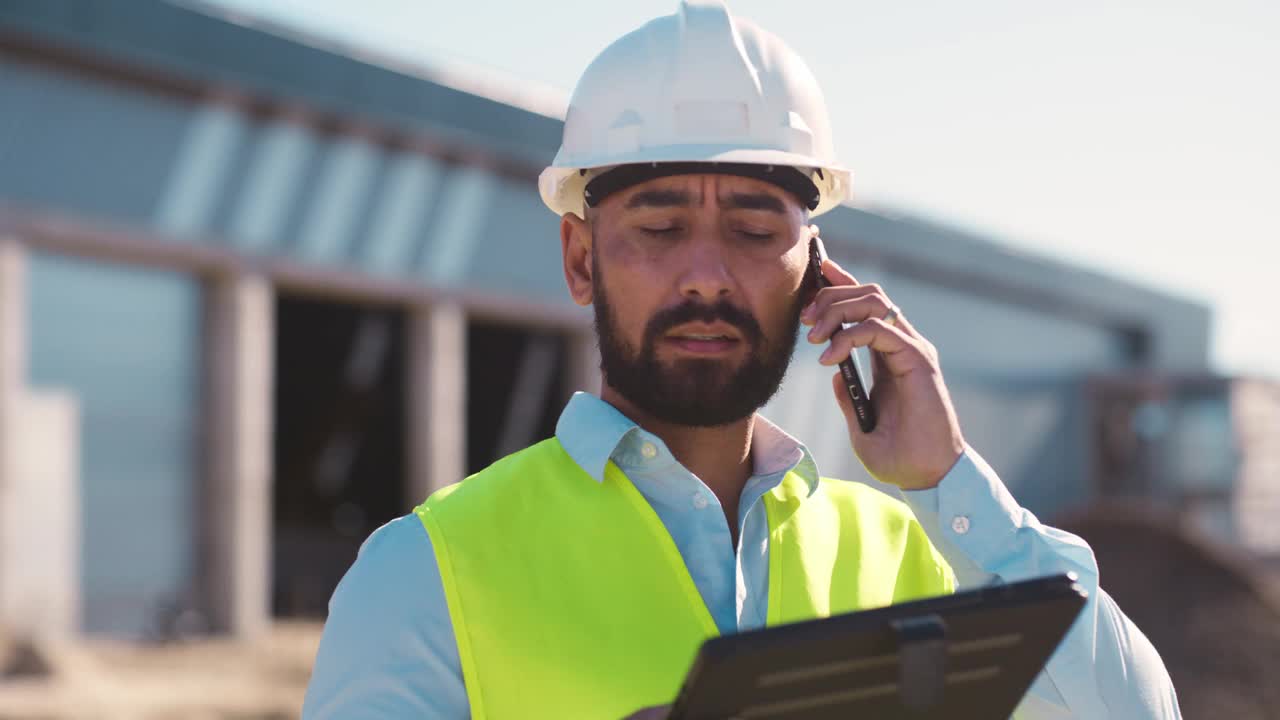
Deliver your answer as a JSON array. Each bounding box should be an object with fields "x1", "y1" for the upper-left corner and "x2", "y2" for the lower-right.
[{"x1": 0, "y1": 0, "x2": 564, "y2": 169}]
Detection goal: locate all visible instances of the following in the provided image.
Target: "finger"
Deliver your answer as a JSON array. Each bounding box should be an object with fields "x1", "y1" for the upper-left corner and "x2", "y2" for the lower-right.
[
  {"x1": 801, "y1": 282, "x2": 885, "y2": 325},
  {"x1": 807, "y1": 295, "x2": 893, "y2": 343},
  {"x1": 814, "y1": 287, "x2": 927, "y2": 348},
  {"x1": 871, "y1": 341, "x2": 892, "y2": 387},
  {"x1": 817, "y1": 318, "x2": 931, "y2": 377},
  {"x1": 821, "y1": 257, "x2": 858, "y2": 286}
]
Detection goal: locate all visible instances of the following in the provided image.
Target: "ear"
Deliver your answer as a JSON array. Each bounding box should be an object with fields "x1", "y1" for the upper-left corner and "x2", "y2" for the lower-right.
[{"x1": 561, "y1": 212, "x2": 593, "y2": 307}]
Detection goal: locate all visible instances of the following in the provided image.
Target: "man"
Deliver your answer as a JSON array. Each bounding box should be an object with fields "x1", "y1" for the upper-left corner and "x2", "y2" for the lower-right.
[{"x1": 304, "y1": 2, "x2": 1181, "y2": 718}]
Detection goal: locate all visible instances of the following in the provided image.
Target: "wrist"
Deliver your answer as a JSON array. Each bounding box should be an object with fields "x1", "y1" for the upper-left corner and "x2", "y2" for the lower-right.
[
  {"x1": 896, "y1": 440, "x2": 965, "y2": 491},
  {"x1": 922, "y1": 445, "x2": 966, "y2": 490}
]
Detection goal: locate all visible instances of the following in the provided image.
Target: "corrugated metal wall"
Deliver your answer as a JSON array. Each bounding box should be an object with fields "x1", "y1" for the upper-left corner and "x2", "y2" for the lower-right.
[
  {"x1": 25, "y1": 252, "x2": 202, "y2": 636},
  {"x1": 0, "y1": 61, "x2": 189, "y2": 226},
  {"x1": 0, "y1": 58, "x2": 570, "y2": 306}
]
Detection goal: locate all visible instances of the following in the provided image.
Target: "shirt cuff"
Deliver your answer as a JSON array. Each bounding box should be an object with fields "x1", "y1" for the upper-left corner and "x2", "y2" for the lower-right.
[{"x1": 900, "y1": 445, "x2": 1026, "y2": 585}]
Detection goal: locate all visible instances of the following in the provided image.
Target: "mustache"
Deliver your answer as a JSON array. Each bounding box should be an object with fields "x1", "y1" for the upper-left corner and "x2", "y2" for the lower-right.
[{"x1": 643, "y1": 299, "x2": 765, "y2": 347}]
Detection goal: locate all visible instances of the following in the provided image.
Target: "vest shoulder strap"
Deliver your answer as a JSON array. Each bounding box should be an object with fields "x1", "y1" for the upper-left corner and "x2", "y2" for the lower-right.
[{"x1": 763, "y1": 473, "x2": 956, "y2": 624}]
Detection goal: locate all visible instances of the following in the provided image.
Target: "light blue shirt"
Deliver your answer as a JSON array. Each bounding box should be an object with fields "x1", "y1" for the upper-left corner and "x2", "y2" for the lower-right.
[{"x1": 303, "y1": 393, "x2": 1181, "y2": 719}]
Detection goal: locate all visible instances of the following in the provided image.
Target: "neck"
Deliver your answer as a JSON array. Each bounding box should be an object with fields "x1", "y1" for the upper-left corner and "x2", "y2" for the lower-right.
[{"x1": 600, "y1": 385, "x2": 755, "y2": 529}]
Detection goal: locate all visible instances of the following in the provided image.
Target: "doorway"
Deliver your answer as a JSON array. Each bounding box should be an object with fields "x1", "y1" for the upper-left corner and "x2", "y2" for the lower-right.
[
  {"x1": 272, "y1": 294, "x2": 407, "y2": 618},
  {"x1": 466, "y1": 321, "x2": 570, "y2": 474}
]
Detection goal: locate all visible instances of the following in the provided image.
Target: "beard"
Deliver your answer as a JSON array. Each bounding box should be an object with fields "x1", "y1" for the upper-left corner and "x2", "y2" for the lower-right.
[{"x1": 592, "y1": 253, "x2": 806, "y2": 428}]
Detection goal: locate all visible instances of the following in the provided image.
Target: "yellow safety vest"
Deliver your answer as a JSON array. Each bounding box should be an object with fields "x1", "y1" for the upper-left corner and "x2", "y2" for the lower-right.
[{"x1": 415, "y1": 438, "x2": 954, "y2": 719}]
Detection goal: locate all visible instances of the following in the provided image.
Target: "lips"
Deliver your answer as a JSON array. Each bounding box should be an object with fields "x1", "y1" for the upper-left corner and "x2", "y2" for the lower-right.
[
  {"x1": 642, "y1": 299, "x2": 763, "y2": 354},
  {"x1": 675, "y1": 333, "x2": 734, "y2": 341},
  {"x1": 664, "y1": 326, "x2": 741, "y2": 354},
  {"x1": 666, "y1": 323, "x2": 741, "y2": 341}
]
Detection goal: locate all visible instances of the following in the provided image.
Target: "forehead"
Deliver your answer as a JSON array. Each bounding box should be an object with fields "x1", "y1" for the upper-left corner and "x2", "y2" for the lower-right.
[{"x1": 607, "y1": 173, "x2": 803, "y2": 214}]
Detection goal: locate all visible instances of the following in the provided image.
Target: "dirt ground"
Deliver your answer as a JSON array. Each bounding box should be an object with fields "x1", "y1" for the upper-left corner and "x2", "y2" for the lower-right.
[
  {"x1": 0, "y1": 621, "x2": 319, "y2": 720},
  {"x1": 1059, "y1": 503, "x2": 1280, "y2": 720}
]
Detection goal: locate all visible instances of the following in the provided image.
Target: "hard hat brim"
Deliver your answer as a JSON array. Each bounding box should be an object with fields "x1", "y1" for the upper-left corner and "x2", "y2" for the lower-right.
[{"x1": 540, "y1": 146, "x2": 851, "y2": 220}]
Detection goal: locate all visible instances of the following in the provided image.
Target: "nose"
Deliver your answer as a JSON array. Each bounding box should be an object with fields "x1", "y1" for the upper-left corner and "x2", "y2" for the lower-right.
[{"x1": 677, "y1": 233, "x2": 733, "y2": 301}]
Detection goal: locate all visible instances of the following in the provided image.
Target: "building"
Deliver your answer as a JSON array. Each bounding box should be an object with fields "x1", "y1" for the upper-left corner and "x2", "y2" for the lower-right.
[
  {"x1": 1088, "y1": 374, "x2": 1280, "y2": 553},
  {"x1": 0, "y1": 0, "x2": 1212, "y2": 640}
]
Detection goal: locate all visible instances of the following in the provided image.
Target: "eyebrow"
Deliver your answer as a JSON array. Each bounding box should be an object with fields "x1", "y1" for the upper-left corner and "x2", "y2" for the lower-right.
[
  {"x1": 722, "y1": 192, "x2": 787, "y2": 214},
  {"x1": 624, "y1": 189, "x2": 693, "y2": 209}
]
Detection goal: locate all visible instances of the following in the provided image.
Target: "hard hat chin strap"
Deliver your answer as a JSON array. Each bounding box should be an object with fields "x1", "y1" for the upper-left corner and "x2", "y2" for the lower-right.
[{"x1": 583, "y1": 162, "x2": 821, "y2": 211}]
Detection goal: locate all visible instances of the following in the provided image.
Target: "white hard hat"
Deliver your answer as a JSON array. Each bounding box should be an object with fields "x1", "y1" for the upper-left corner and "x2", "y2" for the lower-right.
[{"x1": 539, "y1": 0, "x2": 852, "y2": 219}]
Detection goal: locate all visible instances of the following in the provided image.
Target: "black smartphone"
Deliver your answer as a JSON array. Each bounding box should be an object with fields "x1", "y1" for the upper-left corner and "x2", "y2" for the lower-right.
[{"x1": 808, "y1": 236, "x2": 877, "y2": 433}]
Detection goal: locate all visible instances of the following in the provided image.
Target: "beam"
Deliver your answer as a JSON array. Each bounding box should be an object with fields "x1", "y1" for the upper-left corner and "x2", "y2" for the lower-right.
[{"x1": 0, "y1": 204, "x2": 590, "y2": 332}]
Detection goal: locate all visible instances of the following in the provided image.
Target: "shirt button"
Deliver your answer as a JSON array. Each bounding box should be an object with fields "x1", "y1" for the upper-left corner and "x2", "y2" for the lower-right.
[
  {"x1": 951, "y1": 515, "x2": 971, "y2": 535},
  {"x1": 640, "y1": 442, "x2": 657, "y2": 460},
  {"x1": 692, "y1": 493, "x2": 709, "y2": 510}
]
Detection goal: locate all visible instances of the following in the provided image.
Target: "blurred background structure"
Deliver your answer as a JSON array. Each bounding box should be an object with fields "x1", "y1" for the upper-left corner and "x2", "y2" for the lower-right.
[{"x1": 0, "y1": 0, "x2": 1276, "y2": 716}]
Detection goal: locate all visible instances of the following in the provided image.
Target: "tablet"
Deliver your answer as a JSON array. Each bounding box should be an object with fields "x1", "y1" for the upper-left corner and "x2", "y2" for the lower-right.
[{"x1": 668, "y1": 573, "x2": 1087, "y2": 720}]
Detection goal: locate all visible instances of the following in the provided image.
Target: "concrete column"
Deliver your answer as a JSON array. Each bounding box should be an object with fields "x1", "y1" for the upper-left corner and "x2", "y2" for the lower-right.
[
  {"x1": 0, "y1": 236, "x2": 26, "y2": 630},
  {"x1": 203, "y1": 273, "x2": 274, "y2": 638},
  {"x1": 0, "y1": 237, "x2": 23, "y2": 478},
  {"x1": 407, "y1": 302, "x2": 467, "y2": 505},
  {"x1": 566, "y1": 328, "x2": 601, "y2": 397},
  {"x1": 1, "y1": 391, "x2": 80, "y2": 640},
  {"x1": 0, "y1": 239, "x2": 84, "y2": 640}
]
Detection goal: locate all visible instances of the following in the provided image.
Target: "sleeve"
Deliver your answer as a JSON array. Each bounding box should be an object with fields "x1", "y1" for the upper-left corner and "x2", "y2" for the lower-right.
[
  {"x1": 301, "y1": 513, "x2": 471, "y2": 719},
  {"x1": 900, "y1": 447, "x2": 1182, "y2": 720}
]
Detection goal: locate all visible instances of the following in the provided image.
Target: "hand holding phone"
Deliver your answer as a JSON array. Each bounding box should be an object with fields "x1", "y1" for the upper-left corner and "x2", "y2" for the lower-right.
[{"x1": 808, "y1": 236, "x2": 877, "y2": 433}]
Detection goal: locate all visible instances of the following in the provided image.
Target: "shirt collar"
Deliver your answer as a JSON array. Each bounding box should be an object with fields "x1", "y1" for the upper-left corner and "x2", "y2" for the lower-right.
[
  {"x1": 751, "y1": 412, "x2": 820, "y2": 495},
  {"x1": 555, "y1": 392, "x2": 820, "y2": 495},
  {"x1": 555, "y1": 392, "x2": 640, "y2": 483}
]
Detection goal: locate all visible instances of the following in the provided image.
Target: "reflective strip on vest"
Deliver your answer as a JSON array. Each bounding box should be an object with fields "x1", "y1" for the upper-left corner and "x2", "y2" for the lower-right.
[{"x1": 416, "y1": 438, "x2": 954, "y2": 719}]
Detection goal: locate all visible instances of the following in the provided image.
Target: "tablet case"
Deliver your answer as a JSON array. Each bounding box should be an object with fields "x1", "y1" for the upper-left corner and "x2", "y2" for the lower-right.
[{"x1": 668, "y1": 573, "x2": 1087, "y2": 719}]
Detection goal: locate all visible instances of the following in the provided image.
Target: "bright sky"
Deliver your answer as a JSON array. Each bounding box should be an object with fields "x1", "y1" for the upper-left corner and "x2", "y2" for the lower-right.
[{"x1": 202, "y1": 0, "x2": 1279, "y2": 378}]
